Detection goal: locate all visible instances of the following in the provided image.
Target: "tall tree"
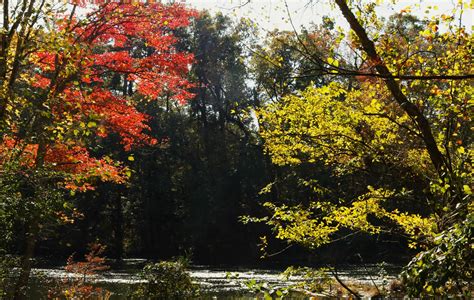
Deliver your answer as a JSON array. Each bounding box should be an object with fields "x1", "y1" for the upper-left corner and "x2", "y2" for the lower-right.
[
  {"x1": 253, "y1": 0, "x2": 472, "y2": 295},
  {"x1": 0, "y1": 1, "x2": 195, "y2": 297},
  {"x1": 90, "y1": 11, "x2": 271, "y2": 264}
]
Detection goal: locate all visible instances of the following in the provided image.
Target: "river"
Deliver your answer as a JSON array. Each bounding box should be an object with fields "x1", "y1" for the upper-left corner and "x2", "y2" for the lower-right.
[{"x1": 26, "y1": 260, "x2": 399, "y2": 299}]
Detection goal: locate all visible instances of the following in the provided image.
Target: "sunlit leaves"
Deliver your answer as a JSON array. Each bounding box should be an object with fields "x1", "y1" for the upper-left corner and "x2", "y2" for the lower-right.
[
  {"x1": 250, "y1": 187, "x2": 438, "y2": 249},
  {"x1": 0, "y1": 1, "x2": 196, "y2": 192},
  {"x1": 255, "y1": 2, "x2": 472, "y2": 273},
  {"x1": 258, "y1": 82, "x2": 416, "y2": 175}
]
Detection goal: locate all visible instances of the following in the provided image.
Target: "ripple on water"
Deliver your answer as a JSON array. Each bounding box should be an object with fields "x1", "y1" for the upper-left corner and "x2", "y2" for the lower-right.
[{"x1": 31, "y1": 265, "x2": 398, "y2": 295}]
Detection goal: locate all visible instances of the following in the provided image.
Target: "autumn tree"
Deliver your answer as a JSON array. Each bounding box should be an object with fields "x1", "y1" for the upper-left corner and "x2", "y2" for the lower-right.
[
  {"x1": 26, "y1": 10, "x2": 274, "y2": 267},
  {"x1": 251, "y1": 23, "x2": 338, "y2": 102},
  {"x1": 0, "y1": 1, "x2": 195, "y2": 298},
  {"x1": 114, "y1": 11, "x2": 269, "y2": 263},
  {"x1": 253, "y1": 0, "x2": 472, "y2": 296}
]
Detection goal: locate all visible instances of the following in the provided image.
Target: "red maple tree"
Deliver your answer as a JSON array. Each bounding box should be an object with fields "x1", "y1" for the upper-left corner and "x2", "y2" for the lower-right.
[
  {"x1": 1, "y1": 1, "x2": 196, "y2": 190},
  {"x1": 2, "y1": 1, "x2": 195, "y2": 296}
]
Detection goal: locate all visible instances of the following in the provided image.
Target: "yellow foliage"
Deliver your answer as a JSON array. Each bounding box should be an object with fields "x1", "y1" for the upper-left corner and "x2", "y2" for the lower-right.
[
  {"x1": 258, "y1": 81, "x2": 428, "y2": 175},
  {"x1": 387, "y1": 212, "x2": 436, "y2": 248},
  {"x1": 258, "y1": 187, "x2": 440, "y2": 249}
]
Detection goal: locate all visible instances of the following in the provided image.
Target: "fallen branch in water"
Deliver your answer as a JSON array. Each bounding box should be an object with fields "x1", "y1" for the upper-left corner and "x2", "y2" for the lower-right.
[{"x1": 331, "y1": 268, "x2": 361, "y2": 300}]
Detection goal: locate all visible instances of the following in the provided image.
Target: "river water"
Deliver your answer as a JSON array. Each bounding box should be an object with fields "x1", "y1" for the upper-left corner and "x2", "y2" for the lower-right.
[{"x1": 27, "y1": 260, "x2": 399, "y2": 299}]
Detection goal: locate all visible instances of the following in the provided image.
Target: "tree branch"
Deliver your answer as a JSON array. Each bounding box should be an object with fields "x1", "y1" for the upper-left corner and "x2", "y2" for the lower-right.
[{"x1": 334, "y1": 0, "x2": 447, "y2": 176}]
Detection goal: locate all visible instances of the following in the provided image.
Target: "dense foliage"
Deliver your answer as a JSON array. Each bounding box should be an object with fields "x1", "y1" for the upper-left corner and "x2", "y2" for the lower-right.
[
  {"x1": 0, "y1": 0, "x2": 195, "y2": 297},
  {"x1": 0, "y1": 0, "x2": 471, "y2": 298},
  {"x1": 134, "y1": 260, "x2": 198, "y2": 299},
  {"x1": 253, "y1": 0, "x2": 472, "y2": 296}
]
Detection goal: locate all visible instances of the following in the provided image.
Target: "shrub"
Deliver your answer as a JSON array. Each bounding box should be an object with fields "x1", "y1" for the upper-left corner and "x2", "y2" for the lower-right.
[
  {"x1": 48, "y1": 243, "x2": 111, "y2": 299},
  {"x1": 0, "y1": 254, "x2": 20, "y2": 298},
  {"x1": 402, "y1": 213, "x2": 473, "y2": 297},
  {"x1": 133, "y1": 260, "x2": 198, "y2": 299}
]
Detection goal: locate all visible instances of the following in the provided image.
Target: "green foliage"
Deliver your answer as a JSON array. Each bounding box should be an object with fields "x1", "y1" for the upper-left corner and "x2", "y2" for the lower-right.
[
  {"x1": 0, "y1": 254, "x2": 20, "y2": 298},
  {"x1": 251, "y1": 24, "x2": 338, "y2": 101},
  {"x1": 32, "y1": 10, "x2": 270, "y2": 267},
  {"x1": 402, "y1": 213, "x2": 473, "y2": 297},
  {"x1": 240, "y1": 266, "x2": 356, "y2": 298},
  {"x1": 0, "y1": 161, "x2": 69, "y2": 249},
  {"x1": 244, "y1": 278, "x2": 286, "y2": 299},
  {"x1": 281, "y1": 266, "x2": 332, "y2": 295},
  {"x1": 133, "y1": 260, "x2": 198, "y2": 299},
  {"x1": 0, "y1": 2, "x2": 470, "y2": 298}
]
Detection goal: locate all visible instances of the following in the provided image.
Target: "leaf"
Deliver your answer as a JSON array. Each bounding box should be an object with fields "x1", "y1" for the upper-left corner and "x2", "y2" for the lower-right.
[
  {"x1": 327, "y1": 57, "x2": 339, "y2": 67},
  {"x1": 463, "y1": 185, "x2": 472, "y2": 195}
]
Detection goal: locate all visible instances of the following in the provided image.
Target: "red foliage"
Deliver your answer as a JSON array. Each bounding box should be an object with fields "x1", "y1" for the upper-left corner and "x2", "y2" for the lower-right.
[
  {"x1": 0, "y1": 136, "x2": 126, "y2": 191},
  {"x1": 59, "y1": 1, "x2": 196, "y2": 105},
  {"x1": 48, "y1": 243, "x2": 111, "y2": 299},
  {"x1": 65, "y1": 243, "x2": 110, "y2": 276},
  {"x1": 1, "y1": 1, "x2": 195, "y2": 191}
]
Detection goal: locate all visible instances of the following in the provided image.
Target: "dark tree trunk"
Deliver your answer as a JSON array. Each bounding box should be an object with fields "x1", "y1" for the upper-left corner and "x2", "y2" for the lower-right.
[
  {"x1": 334, "y1": 0, "x2": 447, "y2": 177},
  {"x1": 13, "y1": 221, "x2": 38, "y2": 300},
  {"x1": 113, "y1": 188, "x2": 124, "y2": 259}
]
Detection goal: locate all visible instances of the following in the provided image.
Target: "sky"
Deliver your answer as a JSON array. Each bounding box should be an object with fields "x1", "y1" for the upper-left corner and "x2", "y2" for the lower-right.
[{"x1": 184, "y1": 0, "x2": 473, "y2": 32}]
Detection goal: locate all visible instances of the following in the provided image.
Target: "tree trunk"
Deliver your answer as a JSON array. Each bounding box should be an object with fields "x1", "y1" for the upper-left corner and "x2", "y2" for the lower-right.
[
  {"x1": 12, "y1": 138, "x2": 47, "y2": 299},
  {"x1": 334, "y1": 0, "x2": 447, "y2": 177},
  {"x1": 113, "y1": 188, "x2": 124, "y2": 259},
  {"x1": 13, "y1": 220, "x2": 39, "y2": 300}
]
